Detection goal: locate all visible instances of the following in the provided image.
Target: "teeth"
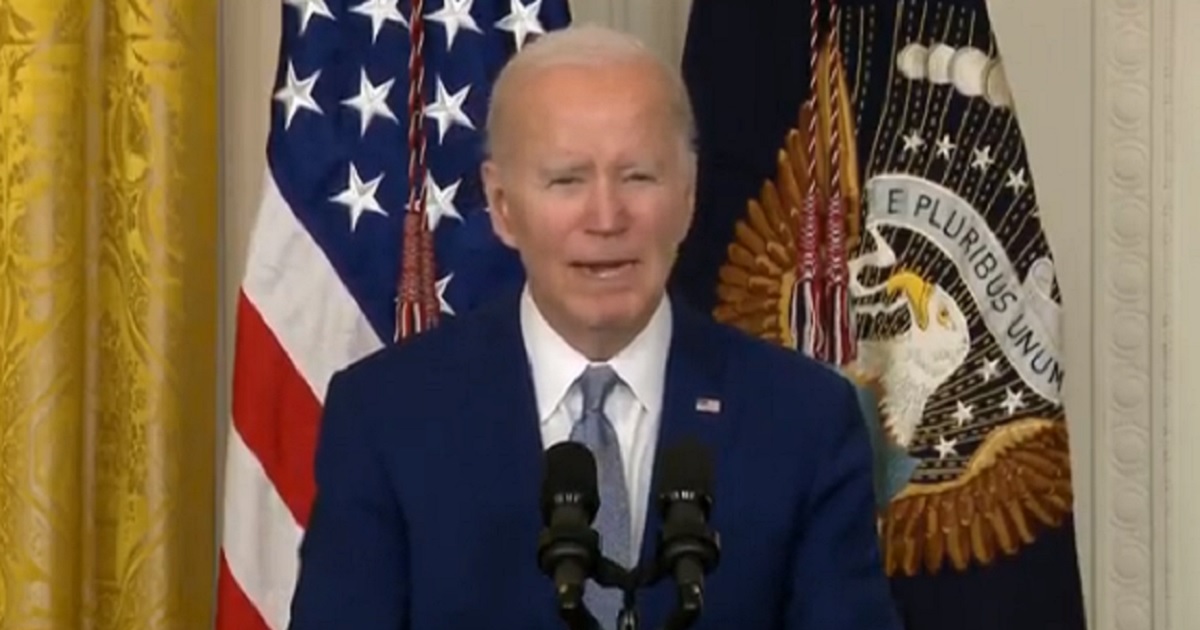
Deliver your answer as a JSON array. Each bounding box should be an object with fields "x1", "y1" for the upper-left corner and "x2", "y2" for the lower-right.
[{"x1": 580, "y1": 262, "x2": 630, "y2": 277}]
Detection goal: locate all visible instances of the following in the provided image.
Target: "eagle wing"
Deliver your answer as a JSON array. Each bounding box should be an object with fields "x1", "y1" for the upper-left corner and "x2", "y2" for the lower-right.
[
  {"x1": 881, "y1": 418, "x2": 1075, "y2": 576},
  {"x1": 712, "y1": 34, "x2": 861, "y2": 349}
]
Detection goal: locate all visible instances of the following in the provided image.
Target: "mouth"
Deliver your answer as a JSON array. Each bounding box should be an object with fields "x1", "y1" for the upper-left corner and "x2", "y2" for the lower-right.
[{"x1": 570, "y1": 259, "x2": 639, "y2": 279}]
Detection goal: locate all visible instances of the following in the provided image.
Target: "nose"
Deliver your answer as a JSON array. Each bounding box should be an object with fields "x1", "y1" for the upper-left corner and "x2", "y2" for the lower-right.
[{"x1": 583, "y1": 176, "x2": 628, "y2": 235}]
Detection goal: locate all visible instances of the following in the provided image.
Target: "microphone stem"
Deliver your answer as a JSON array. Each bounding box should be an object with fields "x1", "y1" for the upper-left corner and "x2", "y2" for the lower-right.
[
  {"x1": 560, "y1": 606, "x2": 597, "y2": 630},
  {"x1": 661, "y1": 608, "x2": 699, "y2": 630},
  {"x1": 661, "y1": 581, "x2": 702, "y2": 630},
  {"x1": 617, "y1": 586, "x2": 639, "y2": 630}
]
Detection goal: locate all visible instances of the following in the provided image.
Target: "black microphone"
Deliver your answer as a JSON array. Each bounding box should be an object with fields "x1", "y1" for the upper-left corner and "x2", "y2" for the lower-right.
[
  {"x1": 538, "y1": 442, "x2": 603, "y2": 630},
  {"x1": 654, "y1": 439, "x2": 721, "y2": 630}
]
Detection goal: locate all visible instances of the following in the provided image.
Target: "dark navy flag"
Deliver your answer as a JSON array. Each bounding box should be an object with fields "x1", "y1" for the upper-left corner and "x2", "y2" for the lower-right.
[{"x1": 672, "y1": 1, "x2": 1088, "y2": 628}]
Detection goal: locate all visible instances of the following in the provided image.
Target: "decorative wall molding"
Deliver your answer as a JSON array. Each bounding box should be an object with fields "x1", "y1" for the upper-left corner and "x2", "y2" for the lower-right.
[
  {"x1": 1092, "y1": 0, "x2": 1170, "y2": 623},
  {"x1": 1166, "y1": 0, "x2": 1200, "y2": 626}
]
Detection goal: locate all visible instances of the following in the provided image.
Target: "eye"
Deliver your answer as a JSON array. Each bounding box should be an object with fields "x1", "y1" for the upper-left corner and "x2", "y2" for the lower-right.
[
  {"x1": 623, "y1": 171, "x2": 658, "y2": 183},
  {"x1": 938, "y1": 307, "x2": 951, "y2": 326},
  {"x1": 548, "y1": 175, "x2": 582, "y2": 187}
]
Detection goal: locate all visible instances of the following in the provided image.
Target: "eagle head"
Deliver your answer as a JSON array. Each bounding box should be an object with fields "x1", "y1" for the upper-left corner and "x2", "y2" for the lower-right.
[
  {"x1": 861, "y1": 270, "x2": 972, "y2": 447},
  {"x1": 885, "y1": 271, "x2": 970, "y2": 359}
]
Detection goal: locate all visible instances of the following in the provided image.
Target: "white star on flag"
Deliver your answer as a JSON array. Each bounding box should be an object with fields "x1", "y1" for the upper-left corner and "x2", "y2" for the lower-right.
[
  {"x1": 342, "y1": 69, "x2": 398, "y2": 136},
  {"x1": 284, "y1": 0, "x2": 335, "y2": 36},
  {"x1": 496, "y1": 0, "x2": 546, "y2": 50},
  {"x1": 424, "y1": 175, "x2": 464, "y2": 231},
  {"x1": 425, "y1": 76, "x2": 475, "y2": 143},
  {"x1": 972, "y1": 145, "x2": 994, "y2": 171},
  {"x1": 1001, "y1": 387, "x2": 1026, "y2": 416},
  {"x1": 935, "y1": 436, "x2": 959, "y2": 460},
  {"x1": 436, "y1": 274, "x2": 456, "y2": 315},
  {"x1": 902, "y1": 130, "x2": 925, "y2": 154},
  {"x1": 951, "y1": 400, "x2": 974, "y2": 427},
  {"x1": 350, "y1": 0, "x2": 409, "y2": 44},
  {"x1": 428, "y1": 0, "x2": 483, "y2": 51},
  {"x1": 331, "y1": 163, "x2": 387, "y2": 231},
  {"x1": 935, "y1": 134, "x2": 956, "y2": 160},
  {"x1": 978, "y1": 357, "x2": 1000, "y2": 382},
  {"x1": 274, "y1": 62, "x2": 323, "y2": 130},
  {"x1": 1005, "y1": 167, "x2": 1028, "y2": 194}
]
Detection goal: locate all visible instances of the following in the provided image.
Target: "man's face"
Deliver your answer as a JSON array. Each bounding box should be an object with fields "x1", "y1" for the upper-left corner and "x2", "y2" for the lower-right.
[{"x1": 482, "y1": 59, "x2": 695, "y2": 347}]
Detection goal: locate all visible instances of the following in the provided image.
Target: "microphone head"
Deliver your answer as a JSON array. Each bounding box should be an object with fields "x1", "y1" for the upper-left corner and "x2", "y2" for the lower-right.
[
  {"x1": 655, "y1": 438, "x2": 715, "y2": 516},
  {"x1": 540, "y1": 441, "x2": 599, "y2": 525}
]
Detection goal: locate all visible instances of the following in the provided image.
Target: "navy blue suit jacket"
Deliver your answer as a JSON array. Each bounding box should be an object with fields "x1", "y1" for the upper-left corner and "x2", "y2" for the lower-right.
[{"x1": 289, "y1": 289, "x2": 901, "y2": 629}]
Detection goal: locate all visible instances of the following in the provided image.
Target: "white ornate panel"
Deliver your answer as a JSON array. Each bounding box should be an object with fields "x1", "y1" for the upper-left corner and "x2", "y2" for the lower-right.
[{"x1": 1092, "y1": 0, "x2": 1172, "y2": 624}]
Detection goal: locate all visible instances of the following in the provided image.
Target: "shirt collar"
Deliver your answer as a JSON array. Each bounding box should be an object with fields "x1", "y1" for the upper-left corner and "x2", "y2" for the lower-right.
[{"x1": 519, "y1": 284, "x2": 672, "y2": 423}]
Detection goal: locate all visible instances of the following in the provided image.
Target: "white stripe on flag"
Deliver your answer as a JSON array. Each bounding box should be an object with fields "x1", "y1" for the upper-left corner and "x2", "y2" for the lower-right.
[
  {"x1": 241, "y1": 170, "x2": 385, "y2": 402},
  {"x1": 222, "y1": 423, "x2": 304, "y2": 630}
]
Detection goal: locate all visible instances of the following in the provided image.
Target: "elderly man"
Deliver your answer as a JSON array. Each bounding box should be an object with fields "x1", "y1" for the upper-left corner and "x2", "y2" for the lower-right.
[{"x1": 288, "y1": 25, "x2": 900, "y2": 630}]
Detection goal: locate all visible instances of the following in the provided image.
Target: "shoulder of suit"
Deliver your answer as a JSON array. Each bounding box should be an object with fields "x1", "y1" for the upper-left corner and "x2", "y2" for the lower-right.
[
  {"x1": 703, "y1": 315, "x2": 857, "y2": 397},
  {"x1": 330, "y1": 295, "x2": 503, "y2": 389}
]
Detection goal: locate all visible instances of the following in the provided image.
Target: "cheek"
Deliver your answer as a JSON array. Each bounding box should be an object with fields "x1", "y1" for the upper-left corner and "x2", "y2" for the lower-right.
[
  {"x1": 646, "y1": 205, "x2": 691, "y2": 249},
  {"x1": 635, "y1": 185, "x2": 691, "y2": 231},
  {"x1": 509, "y1": 211, "x2": 571, "y2": 260}
]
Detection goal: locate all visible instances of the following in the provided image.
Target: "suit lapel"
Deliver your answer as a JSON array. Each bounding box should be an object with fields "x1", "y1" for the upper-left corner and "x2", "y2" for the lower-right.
[
  {"x1": 462, "y1": 289, "x2": 545, "y2": 516},
  {"x1": 637, "y1": 296, "x2": 733, "y2": 620},
  {"x1": 460, "y1": 292, "x2": 567, "y2": 625}
]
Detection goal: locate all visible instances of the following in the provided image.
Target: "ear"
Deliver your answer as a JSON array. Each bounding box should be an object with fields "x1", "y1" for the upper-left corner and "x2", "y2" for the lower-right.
[
  {"x1": 684, "y1": 173, "x2": 697, "y2": 226},
  {"x1": 481, "y1": 159, "x2": 517, "y2": 248},
  {"x1": 674, "y1": 158, "x2": 698, "y2": 245}
]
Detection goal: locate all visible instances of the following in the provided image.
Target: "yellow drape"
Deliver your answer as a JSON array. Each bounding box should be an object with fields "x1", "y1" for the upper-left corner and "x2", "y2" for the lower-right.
[{"x1": 0, "y1": 0, "x2": 217, "y2": 627}]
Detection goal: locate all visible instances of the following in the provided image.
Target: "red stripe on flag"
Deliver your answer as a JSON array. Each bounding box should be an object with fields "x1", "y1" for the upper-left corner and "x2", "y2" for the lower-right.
[
  {"x1": 231, "y1": 290, "x2": 322, "y2": 526},
  {"x1": 216, "y1": 552, "x2": 273, "y2": 630}
]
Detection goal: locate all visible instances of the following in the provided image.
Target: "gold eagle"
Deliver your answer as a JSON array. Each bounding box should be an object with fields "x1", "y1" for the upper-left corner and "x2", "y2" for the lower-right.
[{"x1": 710, "y1": 31, "x2": 1076, "y2": 577}]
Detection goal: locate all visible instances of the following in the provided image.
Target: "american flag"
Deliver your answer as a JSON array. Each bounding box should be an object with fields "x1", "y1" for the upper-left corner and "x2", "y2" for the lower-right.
[{"x1": 217, "y1": 1, "x2": 571, "y2": 627}]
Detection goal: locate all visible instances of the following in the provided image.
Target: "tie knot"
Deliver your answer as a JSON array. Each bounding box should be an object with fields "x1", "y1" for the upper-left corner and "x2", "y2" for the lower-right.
[{"x1": 578, "y1": 364, "x2": 620, "y2": 414}]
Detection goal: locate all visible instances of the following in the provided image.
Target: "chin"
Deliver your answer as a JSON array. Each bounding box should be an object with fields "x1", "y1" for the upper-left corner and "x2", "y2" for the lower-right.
[{"x1": 574, "y1": 292, "x2": 655, "y2": 331}]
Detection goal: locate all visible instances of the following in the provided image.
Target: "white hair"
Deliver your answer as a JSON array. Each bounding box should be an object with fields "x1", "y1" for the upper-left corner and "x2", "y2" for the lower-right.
[{"x1": 484, "y1": 23, "x2": 697, "y2": 161}]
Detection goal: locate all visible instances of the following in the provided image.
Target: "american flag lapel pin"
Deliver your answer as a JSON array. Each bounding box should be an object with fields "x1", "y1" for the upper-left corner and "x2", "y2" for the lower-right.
[{"x1": 695, "y1": 397, "x2": 721, "y2": 414}]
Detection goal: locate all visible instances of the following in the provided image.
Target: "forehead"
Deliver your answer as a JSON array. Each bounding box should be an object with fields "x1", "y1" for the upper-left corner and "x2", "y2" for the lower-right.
[
  {"x1": 519, "y1": 60, "x2": 670, "y2": 121},
  {"x1": 504, "y1": 61, "x2": 679, "y2": 157}
]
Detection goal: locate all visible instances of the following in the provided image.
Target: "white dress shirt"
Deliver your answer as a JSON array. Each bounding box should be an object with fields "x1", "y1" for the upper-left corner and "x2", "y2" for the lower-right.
[{"x1": 520, "y1": 285, "x2": 672, "y2": 559}]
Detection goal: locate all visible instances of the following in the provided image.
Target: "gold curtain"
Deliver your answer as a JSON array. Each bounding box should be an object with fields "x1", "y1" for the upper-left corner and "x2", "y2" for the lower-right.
[{"x1": 1, "y1": 0, "x2": 217, "y2": 627}]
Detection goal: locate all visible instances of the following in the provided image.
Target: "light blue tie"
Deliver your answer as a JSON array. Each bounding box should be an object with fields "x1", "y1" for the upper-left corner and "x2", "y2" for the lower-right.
[{"x1": 570, "y1": 364, "x2": 631, "y2": 630}]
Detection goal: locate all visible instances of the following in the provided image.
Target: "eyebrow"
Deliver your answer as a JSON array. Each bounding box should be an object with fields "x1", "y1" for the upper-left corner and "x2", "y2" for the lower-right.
[
  {"x1": 537, "y1": 162, "x2": 591, "y2": 177},
  {"x1": 536, "y1": 156, "x2": 670, "y2": 177}
]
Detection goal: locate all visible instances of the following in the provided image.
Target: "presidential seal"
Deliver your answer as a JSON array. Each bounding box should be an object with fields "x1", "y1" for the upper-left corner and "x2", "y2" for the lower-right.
[{"x1": 711, "y1": 6, "x2": 1074, "y2": 578}]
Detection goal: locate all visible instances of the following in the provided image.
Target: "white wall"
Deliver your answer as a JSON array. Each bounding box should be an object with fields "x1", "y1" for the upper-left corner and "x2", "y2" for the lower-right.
[{"x1": 218, "y1": 1, "x2": 1200, "y2": 626}]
